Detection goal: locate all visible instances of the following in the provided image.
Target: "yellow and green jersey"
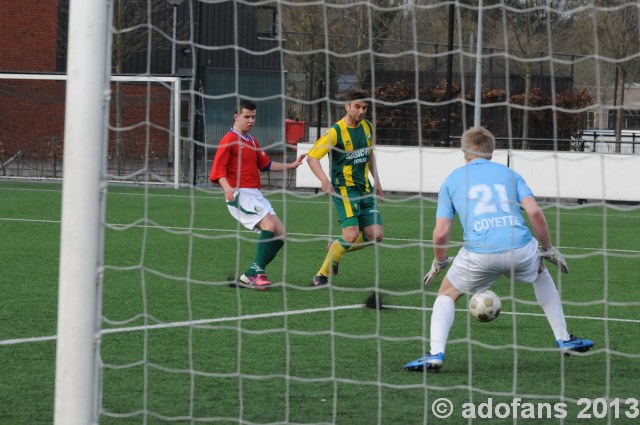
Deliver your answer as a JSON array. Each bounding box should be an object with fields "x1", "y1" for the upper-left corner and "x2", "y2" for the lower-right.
[{"x1": 307, "y1": 118, "x2": 374, "y2": 192}]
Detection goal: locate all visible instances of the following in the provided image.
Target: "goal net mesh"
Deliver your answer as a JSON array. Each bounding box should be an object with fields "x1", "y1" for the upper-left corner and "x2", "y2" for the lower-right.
[{"x1": 50, "y1": 0, "x2": 640, "y2": 423}]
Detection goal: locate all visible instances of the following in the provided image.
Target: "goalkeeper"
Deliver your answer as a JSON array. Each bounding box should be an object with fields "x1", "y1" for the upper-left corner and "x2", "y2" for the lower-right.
[
  {"x1": 210, "y1": 99, "x2": 306, "y2": 290},
  {"x1": 306, "y1": 89, "x2": 384, "y2": 287},
  {"x1": 405, "y1": 127, "x2": 593, "y2": 372}
]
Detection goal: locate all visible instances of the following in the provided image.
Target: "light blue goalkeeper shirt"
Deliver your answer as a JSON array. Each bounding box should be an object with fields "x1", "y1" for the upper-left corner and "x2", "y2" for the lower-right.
[{"x1": 436, "y1": 158, "x2": 534, "y2": 253}]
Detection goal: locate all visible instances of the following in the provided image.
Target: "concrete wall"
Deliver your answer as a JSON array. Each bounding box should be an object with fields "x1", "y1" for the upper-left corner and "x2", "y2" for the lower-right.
[{"x1": 296, "y1": 143, "x2": 640, "y2": 202}]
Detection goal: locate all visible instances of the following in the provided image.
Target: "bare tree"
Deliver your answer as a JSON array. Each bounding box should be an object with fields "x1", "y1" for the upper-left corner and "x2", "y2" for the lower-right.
[
  {"x1": 499, "y1": 0, "x2": 579, "y2": 149},
  {"x1": 280, "y1": 2, "x2": 328, "y2": 129},
  {"x1": 596, "y1": 0, "x2": 640, "y2": 152},
  {"x1": 280, "y1": 1, "x2": 404, "y2": 131},
  {"x1": 282, "y1": 1, "x2": 405, "y2": 89}
]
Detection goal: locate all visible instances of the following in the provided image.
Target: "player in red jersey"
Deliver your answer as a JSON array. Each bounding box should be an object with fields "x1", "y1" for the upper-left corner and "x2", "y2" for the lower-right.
[{"x1": 210, "y1": 99, "x2": 306, "y2": 290}]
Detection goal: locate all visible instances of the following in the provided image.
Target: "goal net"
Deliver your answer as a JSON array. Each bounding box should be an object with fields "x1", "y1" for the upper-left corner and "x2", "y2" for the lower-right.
[
  {"x1": 0, "y1": 73, "x2": 183, "y2": 187},
  {"x1": 46, "y1": 1, "x2": 640, "y2": 424}
]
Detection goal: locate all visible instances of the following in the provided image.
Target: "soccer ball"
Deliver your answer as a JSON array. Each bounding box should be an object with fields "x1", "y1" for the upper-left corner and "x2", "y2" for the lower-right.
[{"x1": 469, "y1": 290, "x2": 502, "y2": 323}]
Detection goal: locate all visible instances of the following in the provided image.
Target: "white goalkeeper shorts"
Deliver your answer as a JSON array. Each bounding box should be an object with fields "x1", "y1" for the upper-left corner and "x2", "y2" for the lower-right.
[
  {"x1": 225, "y1": 188, "x2": 276, "y2": 233},
  {"x1": 446, "y1": 238, "x2": 541, "y2": 294}
]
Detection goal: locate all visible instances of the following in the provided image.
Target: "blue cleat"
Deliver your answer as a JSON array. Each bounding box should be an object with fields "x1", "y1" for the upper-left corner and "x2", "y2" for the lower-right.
[
  {"x1": 404, "y1": 352, "x2": 444, "y2": 371},
  {"x1": 556, "y1": 335, "x2": 594, "y2": 354}
]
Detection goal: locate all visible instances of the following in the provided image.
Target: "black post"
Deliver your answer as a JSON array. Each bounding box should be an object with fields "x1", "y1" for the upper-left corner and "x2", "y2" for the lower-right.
[
  {"x1": 192, "y1": 0, "x2": 205, "y2": 186},
  {"x1": 316, "y1": 79, "x2": 324, "y2": 140},
  {"x1": 193, "y1": 67, "x2": 205, "y2": 186},
  {"x1": 445, "y1": 3, "x2": 455, "y2": 147},
  {"x1": 52, "y1": 136, "x2": 57, "y2": 178},
  {"x1": 611, "y1": 66, "x2": 619, "y2": 129},
  {"x1": 570, "y1": 55, "x2": 575, "y2": 84},
  {"x1": 434, "y1": 44, "x2": 438, "y2": 74},
  {"x1": 313, "y1": 79, "x2": 325, "y2": 195}
]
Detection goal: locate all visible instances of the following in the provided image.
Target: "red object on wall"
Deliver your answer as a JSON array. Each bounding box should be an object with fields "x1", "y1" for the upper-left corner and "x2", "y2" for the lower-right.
[{"x1": 285, "y1": 119, "x2": 305, "y2": 145}]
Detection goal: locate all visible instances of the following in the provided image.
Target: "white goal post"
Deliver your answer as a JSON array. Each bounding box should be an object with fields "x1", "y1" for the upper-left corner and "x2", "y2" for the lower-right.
[
  {"x1": 54, "y1": 1, "x2": 109, "y2": 424},
  {"x1": 0, "y1": 73, "x2": 182, "y2": 189}
]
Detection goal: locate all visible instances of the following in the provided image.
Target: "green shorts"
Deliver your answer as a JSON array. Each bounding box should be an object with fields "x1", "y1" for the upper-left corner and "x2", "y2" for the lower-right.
[{"x1": 332, "y1": 186, "x2": 383, "y2": 229}]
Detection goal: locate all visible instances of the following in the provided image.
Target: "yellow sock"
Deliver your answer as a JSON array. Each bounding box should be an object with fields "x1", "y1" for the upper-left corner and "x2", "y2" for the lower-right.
[{"x1": 318, "y1": 240, "x2": 348, "y2": 276}]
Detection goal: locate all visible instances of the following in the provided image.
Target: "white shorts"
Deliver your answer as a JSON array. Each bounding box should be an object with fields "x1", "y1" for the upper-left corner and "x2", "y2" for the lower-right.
[
  {"x1": 446, "y1": 238, "x2": 541, "y2": 294},
  {"x1": 226, "y1": 188, "x2": 275, "y2": 233}
]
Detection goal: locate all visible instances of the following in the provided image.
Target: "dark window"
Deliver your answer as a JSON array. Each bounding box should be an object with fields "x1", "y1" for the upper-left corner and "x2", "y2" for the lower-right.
[{"x1": 256, "y1": 6, "x2": 278, "y2": 39}]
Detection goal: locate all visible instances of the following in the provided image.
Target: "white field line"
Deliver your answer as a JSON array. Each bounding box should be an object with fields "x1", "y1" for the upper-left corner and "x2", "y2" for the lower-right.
[
  {"x1": 2, "y1": 216, "x2": 640, "y2": 254},
  {"x1": 2, "y1": 303, "x2": 638, "y2": 347}
]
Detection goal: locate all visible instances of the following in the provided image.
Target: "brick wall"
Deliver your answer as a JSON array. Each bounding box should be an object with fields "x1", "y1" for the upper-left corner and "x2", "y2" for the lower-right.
[
  {"x1": 0, "y1": 1, "x2": 59, "y2": 72},
  {"x1": 107, "y1": 83, "x2": 172, "y2": 162},
  {"x1": 0, "y1": 3, "x2": 171, "y2": 172},
  {"x1": 0, "y1": 80, "x2": 66, "y2": 163},
  {"x1": 0, "y1": 81, "x2": 171, "y2": 167}
]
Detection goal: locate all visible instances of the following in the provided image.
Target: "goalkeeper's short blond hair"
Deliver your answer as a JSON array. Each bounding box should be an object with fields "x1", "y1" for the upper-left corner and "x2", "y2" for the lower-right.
[{"x1": 461, "y1": 127, "x2": 495, "y2": 160}]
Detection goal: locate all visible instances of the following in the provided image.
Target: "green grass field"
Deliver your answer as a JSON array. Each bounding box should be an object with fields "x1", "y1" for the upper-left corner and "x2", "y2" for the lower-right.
[{"x1": 1, "y1": 180, "x2": 639, "y2": 425}]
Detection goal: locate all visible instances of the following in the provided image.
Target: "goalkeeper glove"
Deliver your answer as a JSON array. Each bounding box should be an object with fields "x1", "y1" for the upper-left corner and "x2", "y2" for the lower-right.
[
  {"x1": 540, "y1": 247, "x2": 568, "y2": 273},
  {"x1": 423, "y1": 256, "x2": 454, "y2": 287}
]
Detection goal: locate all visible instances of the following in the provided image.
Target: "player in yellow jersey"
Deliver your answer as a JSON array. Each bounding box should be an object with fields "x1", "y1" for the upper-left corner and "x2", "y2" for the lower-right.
[{"x1": 306, "y1": 89, "x2": 384, "y2": 286}]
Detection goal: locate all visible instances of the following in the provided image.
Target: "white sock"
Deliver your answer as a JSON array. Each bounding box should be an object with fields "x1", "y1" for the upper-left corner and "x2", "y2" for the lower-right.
[
  {"x1": 533, "y1": 269, "x2": 570, "y2": 341},
  {"x1": 430, "y1": 295, "x2": 456, "y2": 355}
]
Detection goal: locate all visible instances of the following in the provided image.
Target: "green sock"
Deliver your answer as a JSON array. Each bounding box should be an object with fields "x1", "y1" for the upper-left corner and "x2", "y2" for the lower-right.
[
  {"x1": 263, "y1": 239, "x2": 284, "y2": 266},
  {"x1": 245, "y1": 230, "x2": 278, "y2": 276},
  {"x1": 244, "y1": 263, "x2": 263, "y2": 278}
]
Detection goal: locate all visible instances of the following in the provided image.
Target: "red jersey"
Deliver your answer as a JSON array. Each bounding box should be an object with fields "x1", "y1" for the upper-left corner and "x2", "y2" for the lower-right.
[{"x1": 209, "y1": 129, "x2": 272, "y2": 189}]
